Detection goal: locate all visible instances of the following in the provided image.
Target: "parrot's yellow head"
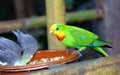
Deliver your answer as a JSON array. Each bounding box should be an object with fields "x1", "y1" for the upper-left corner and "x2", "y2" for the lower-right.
[{"x1": 50, "y1": 24, "x2": 65, "y2": 41}]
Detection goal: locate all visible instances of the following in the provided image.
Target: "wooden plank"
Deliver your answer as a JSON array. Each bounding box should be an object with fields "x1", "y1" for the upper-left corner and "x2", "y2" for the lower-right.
[{"x1": 26, "y1": 54, "x2": 120, "y2": 75}]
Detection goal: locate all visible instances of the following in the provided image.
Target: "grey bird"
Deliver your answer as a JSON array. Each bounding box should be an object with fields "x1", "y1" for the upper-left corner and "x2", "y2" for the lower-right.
[
  {"x1": 0, "y1": 37, "x2": 22, "y2": 66},
  {"x1": 0, "y1": 48, "x2": 22, "y2": 66},
  {"x1": 0, "y1": 37, "x2": 22, "y2": 54},
  {"x1": 12, "y1": 30, "x2": 39, "y2": 66}
]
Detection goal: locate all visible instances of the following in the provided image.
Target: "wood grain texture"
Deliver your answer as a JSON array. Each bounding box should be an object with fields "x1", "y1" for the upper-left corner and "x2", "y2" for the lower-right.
[{"x1": 27, "y1": 54, "x2": 120, "y2": 75}]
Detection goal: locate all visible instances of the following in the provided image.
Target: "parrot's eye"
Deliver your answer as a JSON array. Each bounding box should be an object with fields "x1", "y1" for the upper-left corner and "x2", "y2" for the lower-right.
[{"x1": 56, "y1": 28, "x2": 59, "y2": 30}]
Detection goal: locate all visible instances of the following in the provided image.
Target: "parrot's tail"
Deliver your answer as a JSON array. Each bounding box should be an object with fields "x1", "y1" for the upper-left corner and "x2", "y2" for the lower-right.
[
  {"x1": 94, "y1": 47, "x2": 109, "y2": 57},
  {"x1": 93, "y1": 39, "x2": 112, "y2": 47}
]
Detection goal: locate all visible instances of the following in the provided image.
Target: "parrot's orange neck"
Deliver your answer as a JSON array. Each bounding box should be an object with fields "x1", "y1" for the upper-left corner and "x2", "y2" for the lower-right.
[
  {"x1": 54, "y1": 31, "x2": 65, "y2": 41},
  {"x1": 56, "y1": 35, "x2": 65, "y2": 41}
]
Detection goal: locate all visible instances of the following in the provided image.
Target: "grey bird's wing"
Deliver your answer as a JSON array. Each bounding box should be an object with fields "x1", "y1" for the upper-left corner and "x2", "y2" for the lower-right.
[
  {"x1": 0, "y1": 37, "x2": 22, "y2": 54},
  {"x1": 12, "y1": 30, "x2": 39, "y2": 65},
  {"x1": 0, "y1": 48, "x2": 22, "y2": 66}
]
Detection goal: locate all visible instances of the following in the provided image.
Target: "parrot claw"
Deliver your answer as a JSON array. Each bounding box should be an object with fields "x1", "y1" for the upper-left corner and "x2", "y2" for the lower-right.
[
  {"x1": 77, "y1": 51, "x2": 82, "y2": 57},
  {"x1": 66, "y1": 49, "x2": 82, "y2": 56},
  {"x1": 71, "y1": 50, "x2": 82, "y2": 56},
  {"x1": 78, "y1": 49, "x2": 82, "y2": 52},
  {"x1": 66, "y1": 49, "x2": 71, "y2": 54},
  {"x1": 66, "y1": 49, "x2": 75, "y2": 54}
]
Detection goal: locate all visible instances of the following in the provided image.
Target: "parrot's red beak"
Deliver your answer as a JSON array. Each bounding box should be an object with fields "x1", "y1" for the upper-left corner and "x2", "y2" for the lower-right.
[{"x1": 50, "y1": 30, "x2": 54, "y2": 35}]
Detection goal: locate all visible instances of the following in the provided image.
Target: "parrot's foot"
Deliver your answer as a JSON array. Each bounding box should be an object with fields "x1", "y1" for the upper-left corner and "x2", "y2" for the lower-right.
[
  {"x1": 66, "y1": 49, "x2": 82, "y2": 56},
  {"x1": 66, "y1": 48, "x2": 76, "y2": 54},
  {"x1": 66, "y1": 49, "x2": 71, "y2": 54},
  {"x1": 77, "y1": 50, "x2": 82, "y2": 57},
  {"x1": 71, "y1": 50, "x2": 82, "y2": 56},
  {"x1": 78, "y1": 49, "x2": 82, "y2": 52}
]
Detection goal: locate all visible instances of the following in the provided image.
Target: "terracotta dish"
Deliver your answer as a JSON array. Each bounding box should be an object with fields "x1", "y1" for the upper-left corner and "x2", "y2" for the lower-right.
[{"x1": 0, "y1": 50, "x2": 80, "y2": 75}]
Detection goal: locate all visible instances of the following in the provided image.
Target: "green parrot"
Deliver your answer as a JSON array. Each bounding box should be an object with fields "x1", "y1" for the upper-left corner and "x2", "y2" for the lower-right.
[{"x1": 50, "y1": 24, "x2": 111, "y2": 57}]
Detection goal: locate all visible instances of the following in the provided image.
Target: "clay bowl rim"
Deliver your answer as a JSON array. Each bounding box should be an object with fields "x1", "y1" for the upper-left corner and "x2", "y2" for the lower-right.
[{"x1": 0, "y1": 50, "x2": 80, "y2": 72}]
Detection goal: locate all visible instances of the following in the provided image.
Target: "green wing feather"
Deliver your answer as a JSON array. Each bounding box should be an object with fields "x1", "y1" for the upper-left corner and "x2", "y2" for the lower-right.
[
  {"x1": 70, "y1": 26, "x2": 98, "y2": 46},
  {"x1": 92, "y1": 39, "x2": 111, "y2": 46}
]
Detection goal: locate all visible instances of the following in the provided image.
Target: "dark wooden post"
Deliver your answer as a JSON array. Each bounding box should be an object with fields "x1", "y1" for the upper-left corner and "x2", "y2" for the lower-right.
[
  {"x1": 14, "y1": 0, "x2": 34, "y2": 18},
  {"x1": 14, "y1": 0, "x2": 26, "y2": 18},
  {"x1": 104, "y1": 0, "x2": 120, "y2": 55},
  {"x1": 95, "y1": 0, "x2": 120, "y2": 55}
]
